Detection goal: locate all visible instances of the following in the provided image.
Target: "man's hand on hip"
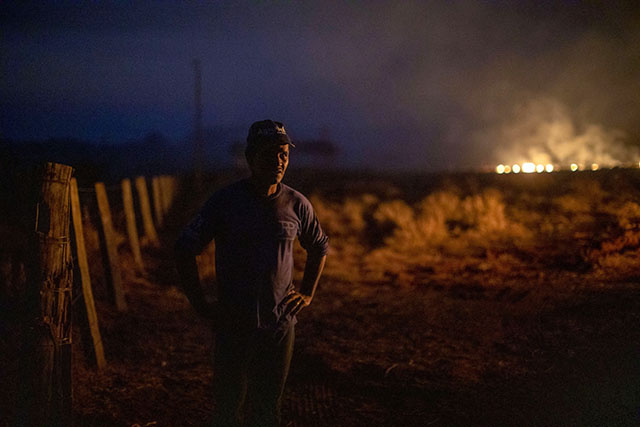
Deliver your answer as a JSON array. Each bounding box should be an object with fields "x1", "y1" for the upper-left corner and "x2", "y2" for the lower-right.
[{"x1": 280, "y1": 290, "x2": 312, "y2": 318}]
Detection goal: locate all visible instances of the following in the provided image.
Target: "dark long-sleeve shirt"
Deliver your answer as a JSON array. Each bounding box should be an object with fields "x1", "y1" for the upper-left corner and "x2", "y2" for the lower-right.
[{"x1": 175, "y1": 179, "x2": 329, "y2": 330}]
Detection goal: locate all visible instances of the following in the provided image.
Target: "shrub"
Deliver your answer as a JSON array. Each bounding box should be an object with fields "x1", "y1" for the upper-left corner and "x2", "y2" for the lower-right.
[
  {"x1": 310, "y1": 194, "x2": 377, "y2": 239},
  {"x1": 308, "y1": 176, "x2": 640, "y2": 285},
  {"x1": 615, "y1": 201, "x2": 640, "y2": 230},
  {"x1": 371, "y1": 189, "x2": 529, "y2": 255}
]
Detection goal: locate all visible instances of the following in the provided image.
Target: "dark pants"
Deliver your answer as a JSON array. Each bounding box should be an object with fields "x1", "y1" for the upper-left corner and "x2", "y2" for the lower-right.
[{"x1": 212, "y1": 323, "x2": 294, "y2": 427}]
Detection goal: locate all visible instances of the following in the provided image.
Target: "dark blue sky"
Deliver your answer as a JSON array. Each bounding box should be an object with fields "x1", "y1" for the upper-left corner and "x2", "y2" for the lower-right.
[{"x1": 2, "y1": 1, "x2": 639, "y2": 170}]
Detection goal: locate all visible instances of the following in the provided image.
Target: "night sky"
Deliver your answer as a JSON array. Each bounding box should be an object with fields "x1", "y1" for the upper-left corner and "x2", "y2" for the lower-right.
[{"x1": 2, "y1": 1, "x2": 639, "y2": 170}]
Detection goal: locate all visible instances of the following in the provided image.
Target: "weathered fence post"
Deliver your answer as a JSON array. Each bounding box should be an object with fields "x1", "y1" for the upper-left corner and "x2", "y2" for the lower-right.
[
  {"x1": 152, "y1": 176, "x2": 164, "y2": 227},
  {"x1": 28, "y1": 162, "x2": 74, "y2": 426},
  {"x1": 70, "y1": 178, "x2": 106, "y2": 370},
  {"x1": 159, "y1": 176, "x2": 168, "y2": 216},
  {"x1": 159, "y1": 175, "x2": 175, "y2": 216},
  {"x1": 95, "y1": 182, "x2": 127, "y2": 311},
  {"x1": 121, "y1": 178, "x2": 145, "y2": 273},
  {"x1": 134, "y1": 176, "x2": 159, "y2": 247}
]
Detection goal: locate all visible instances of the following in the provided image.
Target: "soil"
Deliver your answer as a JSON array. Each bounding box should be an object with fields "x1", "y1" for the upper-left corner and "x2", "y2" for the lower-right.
[{"x1": 71, "y1": 242, "x2": 640, "y2": 426}]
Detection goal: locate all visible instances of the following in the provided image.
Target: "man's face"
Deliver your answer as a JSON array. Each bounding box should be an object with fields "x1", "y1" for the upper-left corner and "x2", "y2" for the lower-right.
[{"x1": 249, "y1": 143, "x2": 290, "y2": 185}]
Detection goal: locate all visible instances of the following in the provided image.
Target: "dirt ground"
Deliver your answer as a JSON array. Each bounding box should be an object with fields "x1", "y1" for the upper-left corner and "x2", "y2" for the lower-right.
[
  {"x1": 72, "y1": 248, "x2": 640, "y2": 426},
  {"x1": 70, "y1": 173, "x2": 640, "y2": 427}
]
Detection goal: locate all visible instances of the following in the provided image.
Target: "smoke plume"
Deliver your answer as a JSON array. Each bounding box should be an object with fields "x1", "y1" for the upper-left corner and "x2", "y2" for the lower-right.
[{"x1": 477, "y1": 97, "x2": 638, "y2": 167}]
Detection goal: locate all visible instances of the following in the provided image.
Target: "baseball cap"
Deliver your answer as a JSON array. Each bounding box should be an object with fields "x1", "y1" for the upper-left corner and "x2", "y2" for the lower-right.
[{"x1": 246, "y1": 120, "x2": 296, "y2": 148}]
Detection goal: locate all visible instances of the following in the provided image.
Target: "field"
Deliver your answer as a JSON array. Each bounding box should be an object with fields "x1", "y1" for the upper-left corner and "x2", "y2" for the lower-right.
[{"x1": 3, "y1": 168, "x2": 640, "y2": 426}]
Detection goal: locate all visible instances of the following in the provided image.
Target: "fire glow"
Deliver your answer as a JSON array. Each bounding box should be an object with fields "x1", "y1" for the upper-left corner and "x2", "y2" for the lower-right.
[
  {"x1": 496, "y1": 163, "x2": 555, "y2": 174},
  {"x1": 496, "y1": 161, "x2": 640, "y2": 174}
]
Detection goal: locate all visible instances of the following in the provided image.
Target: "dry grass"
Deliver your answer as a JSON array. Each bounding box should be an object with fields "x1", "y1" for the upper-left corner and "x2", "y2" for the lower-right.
[{"x1": 307, "y1": 171, "x2": 640, "y2": 284}]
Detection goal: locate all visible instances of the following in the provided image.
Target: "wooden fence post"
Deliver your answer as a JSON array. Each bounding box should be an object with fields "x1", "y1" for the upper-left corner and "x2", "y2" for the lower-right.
[
  {"x1": 94, "y1": 182, "x2": 127, "y2": 311},
  {"x1": 159, "y1": 175, "x2": 170, "y2": 216},
  {"x1": 121, "y1": 178, "x2": 145, "y2": 273},
  {"x1": 159, "y1": 175, "x2": 176, "y2": 218},
  {"x1": 152, "y1": 176, "x2": 163, "y2": 227},
  {"x1": 134, "y1": 176, "x2": 159, "y2": 247},
  {"x1": 28, "y1": 162, "x2": 74, "y2": 426},
  {"x1": 70, "y1": 178, "x2": 106, "y2": 370}
]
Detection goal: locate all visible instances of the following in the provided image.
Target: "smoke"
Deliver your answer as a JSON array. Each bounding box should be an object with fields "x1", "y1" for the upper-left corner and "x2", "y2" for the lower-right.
[
  {"x1": 297, "y1": 1, "x2": 640, "y2": 170},
  {"x1": 460, "y1": 4, "x2": 640, "y2": 170},
  {"x1": 476, "y1": 97, "x2": 638, "y2": 167},
  {"x1": 2, "y1": 1, "x2": 639, "y2": 170}
]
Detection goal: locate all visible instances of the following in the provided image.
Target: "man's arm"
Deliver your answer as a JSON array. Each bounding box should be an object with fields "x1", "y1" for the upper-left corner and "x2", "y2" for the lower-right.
[
  {"x1": 174, "y1": 204, "x2": 219, "y2": 319},
  {"x1": 174, "y1": 249, "x2": 217, "y2": 319},
  {"x1": 300, "y1": 253, "x2": 326, "y2": 300},
  {"x1": 281, "y1": 252, "x2": 326, "y2": 317},
  {"x1": 283, "y1": 195, "x2": 329, "y2": 317}
]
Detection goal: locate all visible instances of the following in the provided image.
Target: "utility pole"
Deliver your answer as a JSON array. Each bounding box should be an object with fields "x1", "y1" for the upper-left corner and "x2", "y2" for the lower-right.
[{"x1": 193, "y1": 59, "x2": 204, "y2": 189}]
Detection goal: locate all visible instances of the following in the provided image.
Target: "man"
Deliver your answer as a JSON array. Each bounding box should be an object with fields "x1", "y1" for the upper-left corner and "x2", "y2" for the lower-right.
[{"x1": 174, "y1": 120, "x2": 328, "y2": 427}]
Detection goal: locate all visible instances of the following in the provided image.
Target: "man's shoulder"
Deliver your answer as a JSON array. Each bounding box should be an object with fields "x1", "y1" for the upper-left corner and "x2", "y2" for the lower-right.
[
  {"x1": 280, "y1": 183, "x2": 311, "y2": 205},
  {"x1": 280, "y1": 183, "x2": 319, "y2": 218}
]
